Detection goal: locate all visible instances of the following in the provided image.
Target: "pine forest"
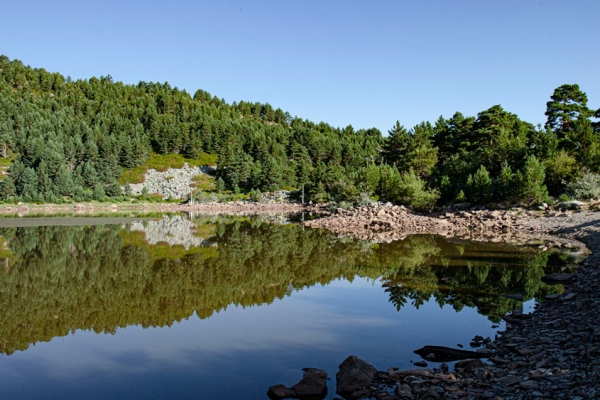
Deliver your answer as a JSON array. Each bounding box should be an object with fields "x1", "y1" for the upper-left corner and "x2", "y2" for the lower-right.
[{"x1": 1, "y1": 55, "x2": 599, "y2": 209}]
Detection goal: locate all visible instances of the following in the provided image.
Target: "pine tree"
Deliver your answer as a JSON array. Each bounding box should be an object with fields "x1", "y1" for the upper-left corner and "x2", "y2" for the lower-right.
[
  {"x1": 497, "y1": 162, "x2": 515, "y2": 202},
  {"x1": 466, "y1": 165, "x2": 492, "y2": 204},
  {"x1": 409, "y1": 122, "x2": 438, "y2": 178},
  {"x1": 216, "y1": 177, "x2": 225, "y2": 193},
  {"x1": 18, "y1": 167, "x2": 39, "y2": 201},
  {"x1": 545, "y1": 84, "x2": 593, "y2": 137},
  {"x1": 382, "y1": 121, "x2": 412, "y2": 171},
  {"x1": 93, "y1": 184, "x2": 106, "y2": 201},
  {"x1": 0, "y1": 176, "x2": 17, "y2": 200},
  {"x1": 82, "y1": 161, "x2": 99, "y2": 188},
  {"x1": 517, "y1": 156, "x2": 548, "y2": 205}
]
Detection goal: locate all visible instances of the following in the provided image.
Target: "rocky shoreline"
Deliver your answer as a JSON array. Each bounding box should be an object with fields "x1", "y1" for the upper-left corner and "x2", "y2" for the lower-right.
[
  {"x1": 0, "y1": 201, "x2": 319, "y2": 217},
  {"x1": 302, "y1": 202, "x2": 593, "y2": 244},
  {"x1": 268, "y1": 204, "x2": 600, "y2": 400}
]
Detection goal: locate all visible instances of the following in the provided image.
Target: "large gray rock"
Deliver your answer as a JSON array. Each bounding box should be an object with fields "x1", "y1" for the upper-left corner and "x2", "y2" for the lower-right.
[
  {"x1": 335, "y1": 356, "x2": 377, "y2": 398},
  {"x1": 454, "y1": 359, "x2": 485, "y2": 370},
  {"x1": 413, "y1": 345, "x2": 487, "y2": 362}
]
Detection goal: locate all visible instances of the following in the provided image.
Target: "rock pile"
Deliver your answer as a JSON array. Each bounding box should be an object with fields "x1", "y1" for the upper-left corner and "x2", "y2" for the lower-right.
[
  {"x1": 302, "y1": 203, "x2": 578, "y2": 244},
  {"x1": 126, "y1": 164, "x2": 214, "y2": 199}
]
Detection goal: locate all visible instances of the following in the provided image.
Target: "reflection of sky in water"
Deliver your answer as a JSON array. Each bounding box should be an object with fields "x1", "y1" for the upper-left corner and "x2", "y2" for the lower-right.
[{"x1": 0, "y1": 277, "x2": 501, "y2": 400}]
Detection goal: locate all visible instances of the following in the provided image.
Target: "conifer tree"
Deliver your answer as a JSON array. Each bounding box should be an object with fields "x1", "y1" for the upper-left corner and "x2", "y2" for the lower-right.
[{"x1": 545, "y1": 84, "x2": 593, "y2": 137}]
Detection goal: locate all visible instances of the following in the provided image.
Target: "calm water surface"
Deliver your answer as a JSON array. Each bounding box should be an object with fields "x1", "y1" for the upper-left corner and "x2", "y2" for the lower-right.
[{"x1": 0, "y1": 214, "x2": 579, "y2": 399}]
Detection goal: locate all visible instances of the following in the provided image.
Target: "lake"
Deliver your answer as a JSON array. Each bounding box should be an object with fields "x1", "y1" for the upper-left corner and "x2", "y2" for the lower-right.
[{"x1": 0, "y1": 213, "x2": 579, "y2": 399}]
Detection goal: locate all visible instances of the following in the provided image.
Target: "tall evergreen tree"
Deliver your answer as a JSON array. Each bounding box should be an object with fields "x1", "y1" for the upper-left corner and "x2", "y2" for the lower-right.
[
  {"x1": 382, "y1": 121, "x2": 411, "y2": 170},
  {"x1": 545, "y1": 84, "x2": 593, "y2": 137}
]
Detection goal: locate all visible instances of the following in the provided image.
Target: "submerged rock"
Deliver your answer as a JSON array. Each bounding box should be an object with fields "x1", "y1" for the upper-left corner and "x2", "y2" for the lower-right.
[
  {"x1": 267, "y1": 368, "x2": 328, "y2": 400},
  {"x1": 290, "y1": 368, "x2": 328, "y2": 399},
  {"x1": 267, "y1": 384, "x2": 297, "y2": 400},
  {"x1": 413, "y1": 345, "x2": 489, "y2": 362}
]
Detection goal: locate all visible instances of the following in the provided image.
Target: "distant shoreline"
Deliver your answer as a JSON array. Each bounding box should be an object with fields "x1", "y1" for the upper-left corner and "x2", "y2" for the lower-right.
[{"x1": 0, "y1": 201, "x2": 322, "y2": 217}]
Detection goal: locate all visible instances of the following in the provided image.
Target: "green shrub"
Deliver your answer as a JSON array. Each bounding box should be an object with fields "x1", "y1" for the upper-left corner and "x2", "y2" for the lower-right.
[
  {"x1": 249, "y1": 188, "x2": 264, "y2": 203},
  {"x1": 123, "y1": 183, "x2": 132, "y2": 196},
  {"x1": 215, "y1": 177, "x2": 225, "y2": 193},
  {"x1": 395, "y1": 171, "x2": 439, "y2": 212},
  {"x1": 105, "y1": 182, "x2": 123, "y2": 197},
  {"x1": 326, "y1": 201, "x2": 353, "y2": 212},
  {"x1": 568, "y1": 173, "x2": 600, "y2": 200},
  {"x1": 309, "y1": 182, "x2": 328, "y2": 203},
  {"x1": 192, "y1": 174, "x2": 216, "y2": 191},
  {"x1": 330, "y1": 179, "x2": 360, "y2": 203},
  {"x1": 193, "y1": 191, "x2": 220, "y2": 203},
  {"x1": 516, "y1": 155, "x2": 548, "y2": 206},
  {"x1": 355, "y1": 192, "x2": 375, "y2": 207},
  {"x1": 558, "y1": 193, "x2": 571, "y2": 202},
  {"x1": 454, "y1": 190, "x2": 466, "y2": 203},
  {"x1": 544, "y1": 150, "x2": 581, "y2": 195},
  {"x1": 497, "y1": 162, "x2": 515, "y2": 202},
  {"x1": 466, "y1": 165, "x2": 492, "y2": 204}
]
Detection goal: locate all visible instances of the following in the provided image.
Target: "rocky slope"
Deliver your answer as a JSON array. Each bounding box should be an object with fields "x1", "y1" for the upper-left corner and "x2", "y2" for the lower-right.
[{"x1": 126, "y1": 164, "x2": 215, "y2": 199}]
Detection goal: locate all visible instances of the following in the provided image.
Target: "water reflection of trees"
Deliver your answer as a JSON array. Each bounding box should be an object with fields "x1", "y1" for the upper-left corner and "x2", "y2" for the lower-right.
[{"x1": 0, "y1": 216, "x2": 577, "y2": 355}]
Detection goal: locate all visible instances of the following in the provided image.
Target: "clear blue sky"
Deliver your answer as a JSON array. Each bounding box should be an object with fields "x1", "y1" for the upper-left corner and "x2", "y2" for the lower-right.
[{"x1": 2, "y1": 0, "x2": 598, "y2": 134}]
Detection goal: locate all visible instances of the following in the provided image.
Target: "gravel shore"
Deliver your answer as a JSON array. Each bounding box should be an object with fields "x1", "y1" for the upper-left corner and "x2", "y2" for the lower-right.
[{"x1": 0, "y1": 201, "x2": 318, "y2": 217}]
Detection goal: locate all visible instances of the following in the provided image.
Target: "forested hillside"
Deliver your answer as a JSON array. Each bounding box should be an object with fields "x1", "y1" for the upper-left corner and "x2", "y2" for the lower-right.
[{"x1": 0, "y1": 55, "x2": 598, "y2": 208}]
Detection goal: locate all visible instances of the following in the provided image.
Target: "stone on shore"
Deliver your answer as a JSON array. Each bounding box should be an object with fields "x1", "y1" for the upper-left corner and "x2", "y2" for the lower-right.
[
  {"x1": 336, "y1": 356, "x2": 377, "y2": 398},
  {"x1": 413, "y1": 345, "x2": 488, "y2": 362}
]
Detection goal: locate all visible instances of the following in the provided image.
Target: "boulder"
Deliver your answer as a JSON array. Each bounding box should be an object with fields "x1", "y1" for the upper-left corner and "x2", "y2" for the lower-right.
[
  {"x1": 267, "y1": 384, "x2": 296, "y2": 400},
  {"x1": 454, "y1": 359, "x2": 485, "y2": 370},
  {"x1": 290, "y1": 368, "x2": 328, "y2": 399},
  {"x1": 336, "y1": 356, "x2": 377, "y2": 398},
  {"x1": 558, "y1": 200, "x2": 585, "y2": 210},
  {"x1": 268, "y1": 368, "x2": 328, "y2": 400}
]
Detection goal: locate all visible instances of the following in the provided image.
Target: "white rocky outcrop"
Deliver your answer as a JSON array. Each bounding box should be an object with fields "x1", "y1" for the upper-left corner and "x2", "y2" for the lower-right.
[{"x1": 126, "y1": 164, "x2": 215, "y2": 199}]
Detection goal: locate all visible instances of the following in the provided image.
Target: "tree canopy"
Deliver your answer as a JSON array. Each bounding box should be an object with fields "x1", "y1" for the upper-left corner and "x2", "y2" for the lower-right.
[{"x1": 0, "y1": 55, "x2": 598, "y2": 207}]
